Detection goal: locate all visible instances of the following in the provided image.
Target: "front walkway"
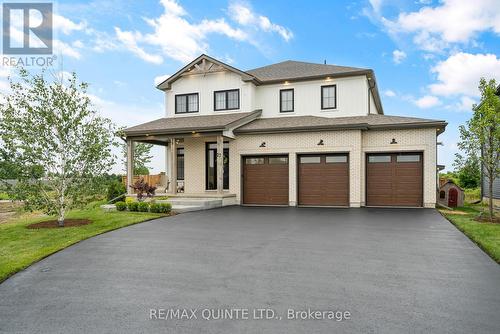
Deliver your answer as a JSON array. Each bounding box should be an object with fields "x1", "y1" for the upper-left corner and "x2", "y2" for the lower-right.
[{"x1": 1, "y1": 207, "x2": 499, "y2": 333}]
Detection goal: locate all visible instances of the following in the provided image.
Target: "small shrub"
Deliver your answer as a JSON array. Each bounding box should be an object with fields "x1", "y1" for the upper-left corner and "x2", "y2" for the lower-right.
[
  {"x1": 129, "y1": 179, "x2": 156, "y2": 201},
  {"x1": 107, "y1": 181, "x2": 126, "y2": 203},
  {"x1": 138, "y1": 202, "x2": 149, "y2": 212},
  {"x1": 128, "y1": 201, "x2": 139, "y2": 212},
  {"x1": 115, "y1": 201, "x2": 127, "y2": 211},
  {"x1": 159, "y1": 202, "x2": 172, "y2": 214},
  {"x1": 149, "y1": 203, "x2": 161, "y2": 213},
  {"x1": 155, "y1": 196, "x2": 169, "y2": 200},
  {"x1": 125, "y1": 197, "x2": 135, "y2": 204}
]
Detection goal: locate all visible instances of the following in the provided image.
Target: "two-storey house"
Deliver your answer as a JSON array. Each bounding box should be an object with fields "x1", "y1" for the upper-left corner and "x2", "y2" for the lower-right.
[{"x1": 124, "y1": 54, "x2": 447, "y2": 208}]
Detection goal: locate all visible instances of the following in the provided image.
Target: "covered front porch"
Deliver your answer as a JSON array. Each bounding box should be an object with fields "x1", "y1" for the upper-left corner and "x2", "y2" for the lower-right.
[
  {"x1": 125, "y1": 134, "x2": 233, "y2": 197},
  {"x1": 123, "y1": 110, "x2": 261, "y2": 206}
]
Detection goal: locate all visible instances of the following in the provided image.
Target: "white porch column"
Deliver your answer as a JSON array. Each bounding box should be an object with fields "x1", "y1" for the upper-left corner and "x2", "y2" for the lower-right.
[
  {"x1": 169, "y1": 139, "x2": 177, "y2": 194},
  {"x1": 216, "y1": 135, "x2": 224, "y2": 194},
  {"x1": 126, "y1": 139, "x2": 135, "y2": 195}
]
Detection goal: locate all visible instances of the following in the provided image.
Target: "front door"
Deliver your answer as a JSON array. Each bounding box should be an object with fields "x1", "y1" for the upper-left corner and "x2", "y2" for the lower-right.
[
  {"x1": 206, "y1": 142, "x2": 229, "y2": 190},
  {"x1": 448, "y1": 188, "x2": 458, "y2": 207}
]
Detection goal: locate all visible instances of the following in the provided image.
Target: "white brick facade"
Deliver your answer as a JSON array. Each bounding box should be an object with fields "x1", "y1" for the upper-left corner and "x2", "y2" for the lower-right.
[{"x1": 179, "y1": 128, "x2": 438, "y2": 207}]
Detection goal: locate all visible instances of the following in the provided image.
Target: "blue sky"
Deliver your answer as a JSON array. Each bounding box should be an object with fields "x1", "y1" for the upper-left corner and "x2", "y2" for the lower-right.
[{"x1": 2, "y1": 0, "x2": 500, "y2": 173}]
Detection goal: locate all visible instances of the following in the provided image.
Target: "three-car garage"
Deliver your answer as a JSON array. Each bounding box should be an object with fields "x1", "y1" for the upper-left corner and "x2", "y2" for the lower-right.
[{"x1": 242, "y1": 152, "x2": 424, "y2": 208}]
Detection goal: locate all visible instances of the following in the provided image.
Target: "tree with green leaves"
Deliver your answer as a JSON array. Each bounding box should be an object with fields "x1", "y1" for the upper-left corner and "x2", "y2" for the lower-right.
[
  {"x1": 120, "y1": 139, "x2": 153, "y2": 175},
  {"x1": 453, "y1": 153, "x2": 480, "y2": 189},
  {"x1": 0, "y1": 68, "x2": 116, "y2": 226},
  {"x1": 457, "y1": 78, "x2": 500, "y2": 221}
]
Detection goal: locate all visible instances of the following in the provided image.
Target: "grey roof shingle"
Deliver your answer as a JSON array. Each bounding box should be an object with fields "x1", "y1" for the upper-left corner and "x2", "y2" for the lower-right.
[
  {"x1": 246, "y1": 60, "x2": 370, "y2": 82},
  {"x1": 234, "y1": 114, "x2": 447, "y2": 134},
  {"x1": 124, "y1": 111, "x2": 260, "y2": 136}
]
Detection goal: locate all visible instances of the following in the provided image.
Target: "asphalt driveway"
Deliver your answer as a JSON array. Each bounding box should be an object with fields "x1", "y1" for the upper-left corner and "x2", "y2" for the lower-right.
[{"x1": 1, "y1": 207, "x2": 499, "y2": 333}]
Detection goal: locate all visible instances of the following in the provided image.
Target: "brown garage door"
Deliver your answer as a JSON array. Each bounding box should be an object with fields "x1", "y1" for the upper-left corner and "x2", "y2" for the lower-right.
[
  {"x1": 366, "y1": 153, "x2": 423, "y2": 207},
  {"x1": 298, "y1": 154, "x2": 349, "y2": 206},
  {"x1": 243, "y1": 156, "x2": 289, "y2": 205}
]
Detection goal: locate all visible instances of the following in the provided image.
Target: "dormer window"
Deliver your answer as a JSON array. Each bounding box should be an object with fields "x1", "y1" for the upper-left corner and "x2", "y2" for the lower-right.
[
  {"x1": 175, "y1": 93, "x2": 199, "y2": 114},
  {"x1": 321, "y1": 85, "x2": 337, "y2": 110},
  {"x1": 214, "y1": 89, "x2": 240, "y2": 111}
]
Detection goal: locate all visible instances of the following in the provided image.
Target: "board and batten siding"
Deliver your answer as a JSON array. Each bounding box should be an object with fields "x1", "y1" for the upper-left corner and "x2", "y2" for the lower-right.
[{"x1": 165, "y1": 71, "x2": 378, "y2": 118}]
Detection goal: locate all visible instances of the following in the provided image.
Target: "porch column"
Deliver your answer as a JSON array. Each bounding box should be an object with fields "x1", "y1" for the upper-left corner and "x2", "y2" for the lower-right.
[
  {"x1": 126, "y1": 139, "x2": 135, "y2": 195},
  {"x1": 169, "y1": 138, "x2": 177, "y2": 194},
  {"x1": 216, "y1": 135, "x2": 224, "y2": 194}
]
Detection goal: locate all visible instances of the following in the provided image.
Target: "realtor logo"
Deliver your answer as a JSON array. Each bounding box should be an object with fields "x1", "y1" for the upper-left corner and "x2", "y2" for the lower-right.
[{"x1": 2, "y1": 2, "x2": 53, "y2": 54}]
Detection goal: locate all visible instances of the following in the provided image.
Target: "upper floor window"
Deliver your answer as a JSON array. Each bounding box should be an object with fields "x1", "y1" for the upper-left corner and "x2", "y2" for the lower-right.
[
  {"x1": 280, "y1": 89, "x2": 294, "y2": 112},
  {"x1": 321, "y1": 85, "x2": 337, "y2": 110},
  {"x1": 214, "y1": 89, "x2": 239, "y2": 111},
  {"x1": 175, "y1": 93, "x2": 199, "y2": 114}
]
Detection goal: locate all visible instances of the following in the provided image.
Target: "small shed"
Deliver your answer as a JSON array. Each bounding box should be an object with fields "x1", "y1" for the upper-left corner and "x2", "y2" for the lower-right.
[{"x1": 438, "y1": 179, "x2": 464, "y2": 208}]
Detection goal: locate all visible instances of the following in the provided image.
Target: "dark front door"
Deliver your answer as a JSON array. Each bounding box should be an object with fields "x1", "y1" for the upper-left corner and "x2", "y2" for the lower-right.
[
  {"x1": 243, "y1": 156, "x2": 289, "y2": 205},
  {"x1": 298, "y1": 154, "x2": 349, "y2": 206},
  {"x1": 206, "y1": 142, "x2": 229, "y2": 190},
  {"x1": 366, "y1": 153, "x2": 423, "y2": 207},
  {"x1": 448, "y1": 188, "x2": 458, "y2": 207}
]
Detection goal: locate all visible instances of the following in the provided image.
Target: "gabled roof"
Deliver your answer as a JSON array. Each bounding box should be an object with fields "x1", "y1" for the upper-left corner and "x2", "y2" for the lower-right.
[
  {"x1": 246, "y1": 60, "x2": 370, "y2": 83},
  {"x1": 156, "y1": 54, "x2": 258, "y2": 90},
  {"x1": 124, "y1": 110, "x2": 262, "y2": 136},
  {"x1": 234, "y1": 114, "x2": 447, "y2": 134},
  {"x1": 156, "y1": 54, "x2": 384, "y2": 113}
]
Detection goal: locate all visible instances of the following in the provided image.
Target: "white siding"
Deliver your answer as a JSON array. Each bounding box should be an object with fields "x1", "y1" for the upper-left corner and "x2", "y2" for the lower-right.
[
  {"x1": 255, "y1": 76, "x2": 369, "y2": 118},
  {"x1": 166, "y1": 71, "x2": 254, "y2": 117},
  {"x1": 165, "y1": 71, "x2": 371, "y2": 118}
]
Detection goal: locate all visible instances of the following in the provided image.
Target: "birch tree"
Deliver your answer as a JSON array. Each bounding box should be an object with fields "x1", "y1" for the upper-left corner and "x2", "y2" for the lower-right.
[
  {"x1": 0, "y1": 68, "x2": 116, "y2": 226},
  {"x1": 457, "y1": 78, "x2": 500, "y2": 221}
]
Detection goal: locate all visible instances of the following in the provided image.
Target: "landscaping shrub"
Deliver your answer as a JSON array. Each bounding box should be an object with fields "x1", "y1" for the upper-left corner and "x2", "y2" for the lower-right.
[
  {"x1": 115, "y1": 201, "x2": 127, "y2": 211},
  {"x1": 125, "y1": 197, "x2": 135, "y2": 204},
  {"x1": 149, "y1": 203, "x2": 161, "y2": 213},
  {"x1": 138, "y1": 202, "x2": 149, "y2": 212},
  {"x1": 127, "y1": 201, "x2": 139, "y2": 212},
  {"x1": 159, "y1": 203, "x2": 172, "y2": 214},
  {"x1": 129, "y1": 179, "x2": 156, "y2": 201},
  {"x1": 107, "y1": 181, "x2": 126, "y2": 203}
]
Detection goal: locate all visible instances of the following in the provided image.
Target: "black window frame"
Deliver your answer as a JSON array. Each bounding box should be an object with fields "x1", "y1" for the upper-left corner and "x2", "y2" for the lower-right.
[
  {"x1": 280, "y1": 88, "x2": 294, "y2": 113},
  {"x1": 321, "y1": 84, "x2": 337, "y2": 110},
  {"x1": 175, "y1": 93, "x2": 199, "y2": 114},
  {"x1": 213, "y1": 89, "x2": 240, "y2": 111},
  {"x1": 176, "y1": 147, "x2": 184, "y2": 181},
  {"x1": 205, "y1": 142, "x2": 230, "y2": 190}
]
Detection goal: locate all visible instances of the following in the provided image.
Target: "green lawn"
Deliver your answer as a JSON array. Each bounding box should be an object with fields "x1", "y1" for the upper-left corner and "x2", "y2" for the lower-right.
[
  {"x1": 0, "y1": 208, "x2": 163, "y2": 282},
  {"x1": 440, "y1": 206, "x2": 500, "y2": 263}
]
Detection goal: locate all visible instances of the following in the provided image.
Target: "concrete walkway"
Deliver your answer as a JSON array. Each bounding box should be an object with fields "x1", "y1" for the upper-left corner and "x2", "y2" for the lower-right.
[{"x1": 0, "y1": 207, "x2": 499, "y2": 333}]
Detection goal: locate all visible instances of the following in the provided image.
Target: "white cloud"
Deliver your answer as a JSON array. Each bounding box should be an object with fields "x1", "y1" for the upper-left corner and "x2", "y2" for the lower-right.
[
  {"x1": 154, "y1": 74, "x2": 171, "y2": 86},
  {"x1": 369, "y1": 0, "x2": 384, "y2": 14},
  {"x1": 228, "y1": 3, "x2": 294, "y2": 41},
  {"x1": 115, "y1": 0, "x2": 252, "y2": 64},
  {"x1": 53, "y1": 39, "x2": 82, "y2": 59},
  {"x1": 414, "y1": 95, "x2": 441, "y2": 108},
  {"x1": 381, "y1": 0, "x2": 500, "y2": 52},
  {"x1": 383, "y1": 89, "x2": 396, "y2": 97},
  {"x1": 53, "y1": 14, "x2": 86, "y2": 35},
  {"x1": 455, "y1": 96, "x2": 476, "y2": 112},
  {"x1": 429, "y1": 52, "x2": 500, "y2": 97},
  {"x1": 115, "y1": 27, "x2": 163, "y2": 64},
  {"x1": 392, "y1": 49, "x2": 406, "y2": 64}
]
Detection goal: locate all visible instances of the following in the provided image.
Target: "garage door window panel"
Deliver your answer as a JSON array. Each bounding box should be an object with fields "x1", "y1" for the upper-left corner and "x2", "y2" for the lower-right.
[
  {"x1": 325, "y1": 155, "x2": 347, "y2": 163},
  {"x1": 300, "y1": 156, "x2": 321, "y2": 164},
  {"x1": 368, "y1": 155, "x2": 391, "y2": 163},
  {"x1": 397, "y1": 155, "x2": 421, "y2": 162}
]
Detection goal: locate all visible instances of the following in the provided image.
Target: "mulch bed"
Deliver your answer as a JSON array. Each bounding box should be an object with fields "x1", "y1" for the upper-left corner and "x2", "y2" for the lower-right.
[
  {"x1": 27, "y1": 219, "x2": 92, "y2": 229},
  {"x1": 474, "y1": 215, "x2": 500, "y2": 224}
]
